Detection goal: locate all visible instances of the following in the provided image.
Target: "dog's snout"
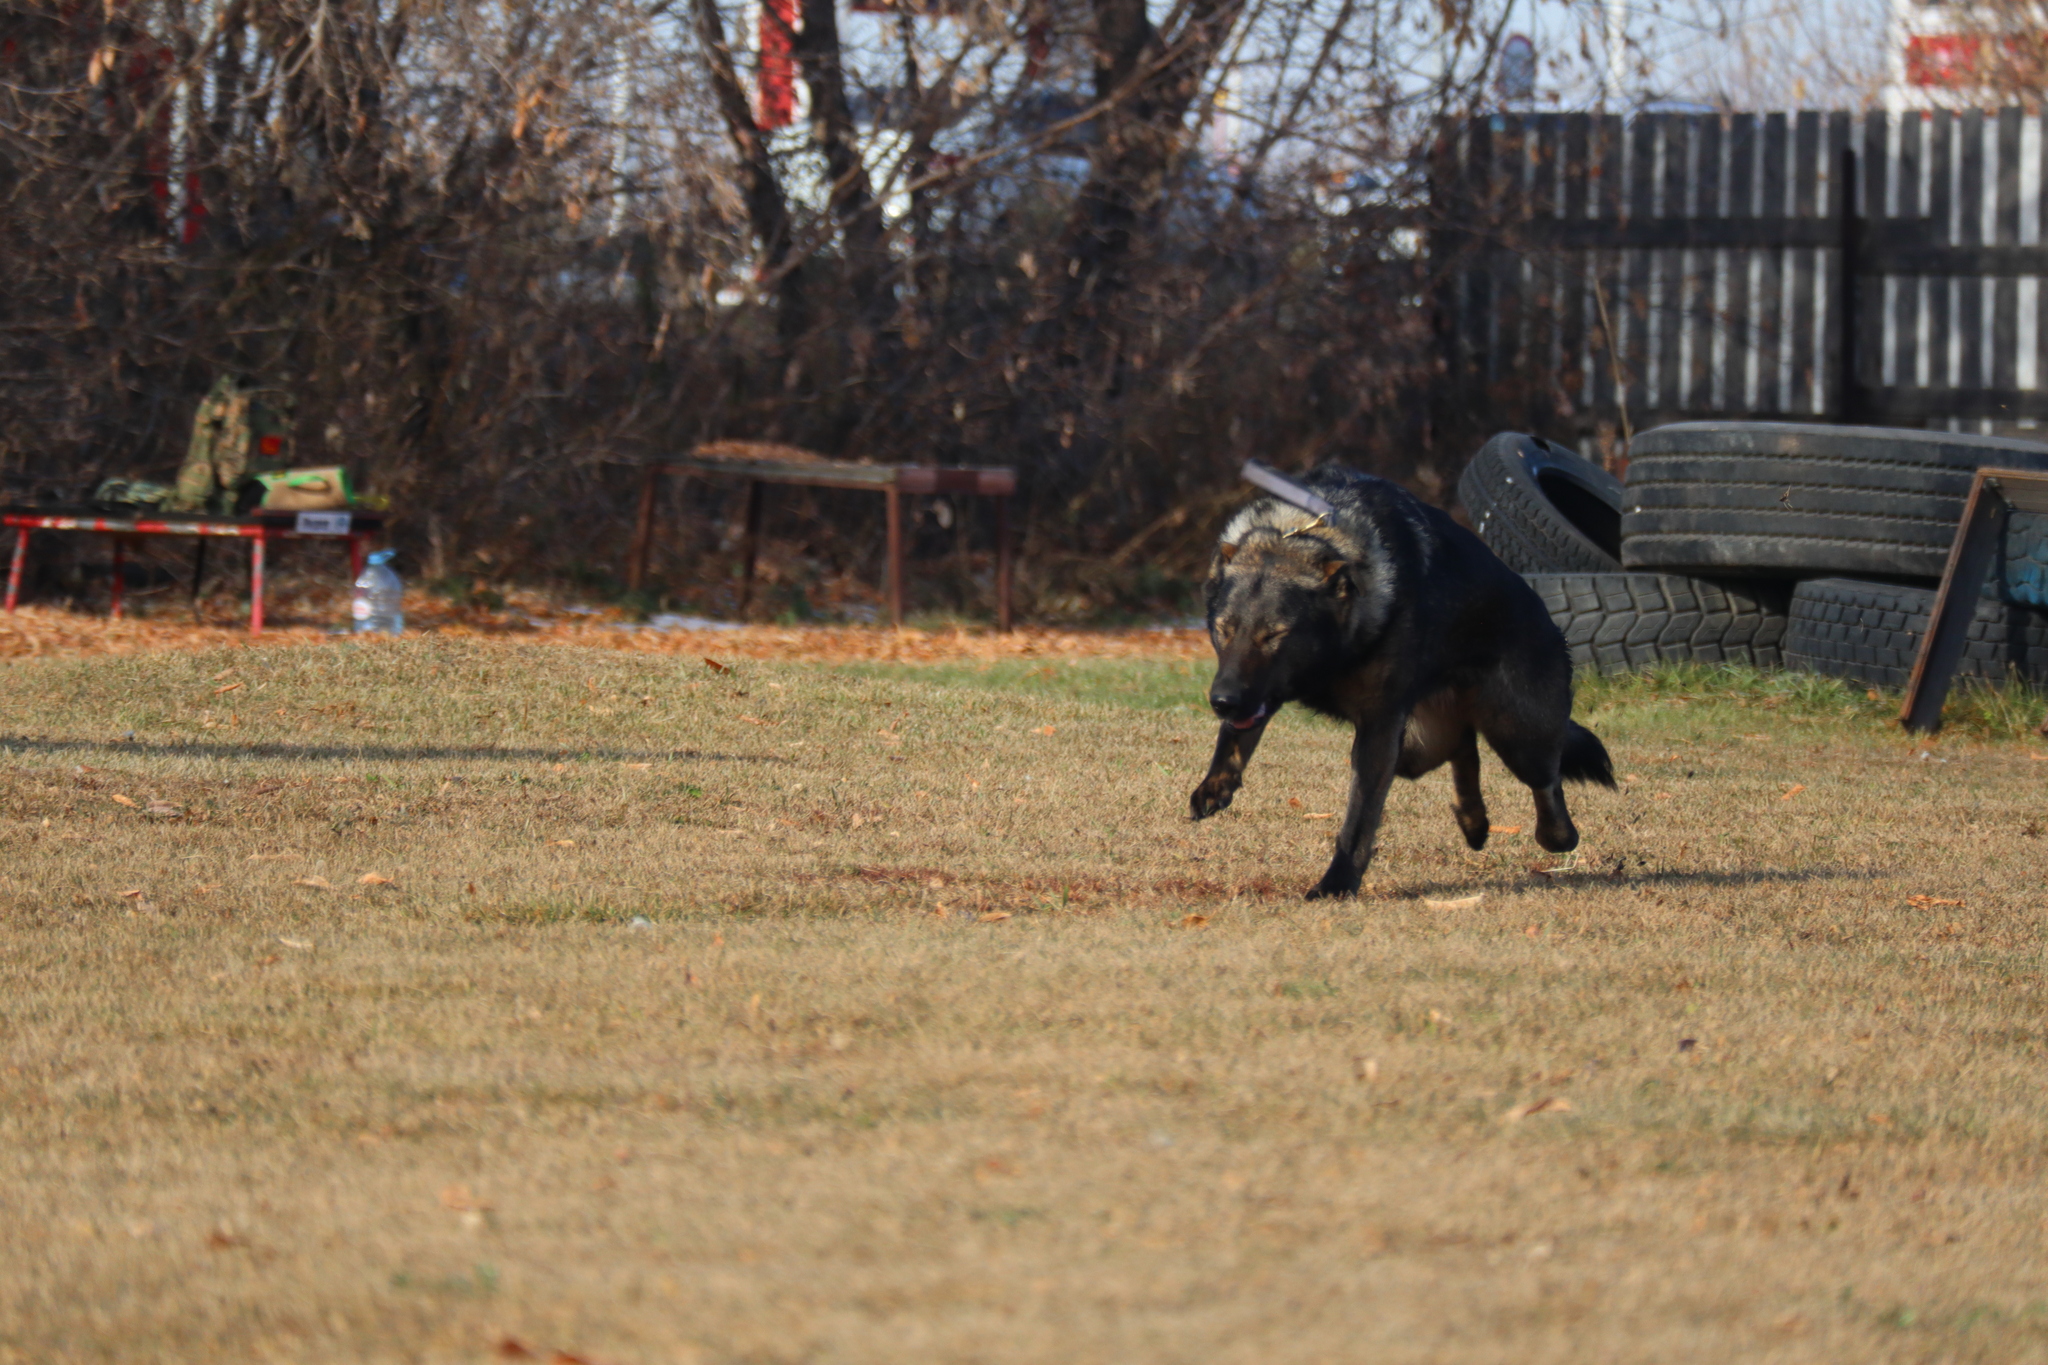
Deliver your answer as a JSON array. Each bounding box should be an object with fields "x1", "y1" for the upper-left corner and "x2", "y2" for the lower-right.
[{"x1": 1209, "y1": 689, "x2": 1266, "y2": 726}]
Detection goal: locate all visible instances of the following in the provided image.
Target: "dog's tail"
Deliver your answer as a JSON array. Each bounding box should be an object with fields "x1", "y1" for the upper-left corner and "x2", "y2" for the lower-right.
[{"x1": 1559, "y1": 721, "x2": 1617, "y2": 788}]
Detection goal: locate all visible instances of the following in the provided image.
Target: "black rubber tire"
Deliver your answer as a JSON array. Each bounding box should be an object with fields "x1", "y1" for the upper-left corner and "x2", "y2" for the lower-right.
[
  {"x1": 1525, "y1": 572, "x2": 1792, "y2": 675},
  {"x1": 1621, "y1": 421, "x2": 2048, "y2": 580},
  {"x1": 1460, "y1": 433, "x2": 1624, "y2": 574},
  {"x1": 1783, "y1": 577, "x2": 2048, "y2": 689}
]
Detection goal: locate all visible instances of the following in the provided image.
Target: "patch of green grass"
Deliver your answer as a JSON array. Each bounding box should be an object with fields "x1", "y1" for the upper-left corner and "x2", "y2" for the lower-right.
[
  {"x1": 1578, "y1": 661, "x2": 2047, "y2": 742},
  {"x1": 830, "y1": 656, "x2": 1214, "y2": 711}
]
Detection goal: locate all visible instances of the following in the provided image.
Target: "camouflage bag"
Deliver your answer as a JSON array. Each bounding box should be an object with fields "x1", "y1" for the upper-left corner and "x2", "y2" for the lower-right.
[{"x1": 170, "y1": 375, "x2": 295, "y2": 513}]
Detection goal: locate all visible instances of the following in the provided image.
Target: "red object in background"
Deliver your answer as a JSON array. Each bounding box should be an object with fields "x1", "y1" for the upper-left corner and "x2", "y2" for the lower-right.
[
  {"x1": 1906, "y1": 33, "x2": 1985, "y2": 87},
  {"x1": 757, "y1": 0, "x2": 796, "y2": 130}
]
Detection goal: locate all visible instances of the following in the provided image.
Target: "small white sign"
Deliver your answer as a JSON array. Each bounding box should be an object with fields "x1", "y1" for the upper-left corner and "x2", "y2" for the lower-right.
[{"x1": 295, "y1": 512, "x2": 352, "y2": 536}]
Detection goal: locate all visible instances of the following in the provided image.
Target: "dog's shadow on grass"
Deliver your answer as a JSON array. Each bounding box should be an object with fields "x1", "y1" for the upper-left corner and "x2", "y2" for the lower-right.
[
  {"x1": 1390, "y1": 865, "x2": 1878, "y2": 900},
  {"x1": 2, "y1": 737, "x2": 793, "y2": 766}
]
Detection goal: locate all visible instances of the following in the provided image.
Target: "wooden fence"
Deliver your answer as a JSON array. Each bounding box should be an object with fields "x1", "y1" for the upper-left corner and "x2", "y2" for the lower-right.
[{"x1": 1434, "y1": 108, "x2": 2048, "y2": 431}]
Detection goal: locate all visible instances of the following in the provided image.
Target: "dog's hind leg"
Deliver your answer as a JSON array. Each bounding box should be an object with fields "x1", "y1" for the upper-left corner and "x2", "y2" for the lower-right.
[
  {"x1": 1529, "y1": 781, "x2": 1579, "y2": 852},
  {"x1": 1189, "y1": 713, "x2": 1277, "y2": 820},
  {"x1": 1449, "y1": 728, "x2": 1490, "y2": 850}
]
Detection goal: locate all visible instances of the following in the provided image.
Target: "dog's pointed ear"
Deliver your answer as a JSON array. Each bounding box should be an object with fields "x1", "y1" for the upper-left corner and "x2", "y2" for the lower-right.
[
  {"x1": 1218, "y1": 542, "x2": 1239, "y2": 564},
  {"x1": 1321, "y1": 559, "x2": 1352, "y2": 597}
]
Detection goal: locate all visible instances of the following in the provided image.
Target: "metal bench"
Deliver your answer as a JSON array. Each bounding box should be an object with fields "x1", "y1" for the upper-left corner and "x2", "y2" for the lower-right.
[{"x1": 625, "y1": 443, "x2": 1016, "y2": 630}]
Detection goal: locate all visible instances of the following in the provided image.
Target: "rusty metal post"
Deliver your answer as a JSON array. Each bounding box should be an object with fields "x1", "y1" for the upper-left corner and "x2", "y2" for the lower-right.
[
  {"x1": 995, "y1": 493, "x2": 1012, "y2": 633},
  {"x1": 738, "y1": 480, "x2": 764, "y2": 614},
  {"x1": 626, "y1": 464, "x2": 662, "y2": 592},
  {"x1": 885, "y1": 484, "x2": 904, "y2": 628}
]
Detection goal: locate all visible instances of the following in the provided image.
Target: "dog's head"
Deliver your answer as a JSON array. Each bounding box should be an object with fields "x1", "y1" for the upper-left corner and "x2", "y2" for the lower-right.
[{"x1": 1202, "y1": 502, "x2": 1393, "y2": 727}]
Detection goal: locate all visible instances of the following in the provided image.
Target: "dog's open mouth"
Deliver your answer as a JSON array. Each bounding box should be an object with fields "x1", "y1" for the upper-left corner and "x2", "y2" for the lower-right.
[{"x1": 1228, "y1": 703, "x2": 1270, "y2": 731}]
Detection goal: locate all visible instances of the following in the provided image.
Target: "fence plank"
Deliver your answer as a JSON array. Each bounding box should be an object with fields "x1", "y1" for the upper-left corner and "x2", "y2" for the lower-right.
[
  {"x1": 1758, "y1": 112, "x2": 1789, "y2": 411},
  {"x1": 1590, "y1": 114, "x2": 1624, "y2": 419},
  {"x1": 1895, "y1": 109, "x2": 1923, "y2": 390},
  {"x1": 1462, "y1": 118, "x2": 1495, "y2": 391},
  {"x1": 1623, "y1": 116, "x2": 1656, "y2": 419},
  {"x1": 1959, "y1": 109, "x2": 1986, "y2": 397},
  {"x1": 1994, "y1": 107, "x2": 2021, "y2": 394},
  {"x1": 1727, "y1": 113, "x2": 1758, "y2": 410},
  {"x1": 1495, "y1": 114, "x2": 1528, "y2": 387},
  {"x1": 1527, "y1": 115, "x2": 1561, "y2": 392},
  {"x1": 1790, "y1": 110, "x2": 1822, "y2": 414},
  {"x1": 1858, "y1": 110, "x2": 1890, "y2": 406},
  {"x1": 1559, "y1": 114, "x2": 1591, "y2": 409},
  {"x1": 1690, "y1": 113, "x2": 1724, "y2": 410},
  {"x1": 1655, "y1": 114, "x2": 1687, "y2": 411},
  {"x1": 1928, "y1": 109, "x2": 1953, "y2": 392}
]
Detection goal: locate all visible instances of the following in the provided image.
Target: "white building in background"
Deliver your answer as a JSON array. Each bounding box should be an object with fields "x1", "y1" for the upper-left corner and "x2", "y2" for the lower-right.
[{"x1": 1879, "y1": 0, "x2": 2035, "y2": 109}]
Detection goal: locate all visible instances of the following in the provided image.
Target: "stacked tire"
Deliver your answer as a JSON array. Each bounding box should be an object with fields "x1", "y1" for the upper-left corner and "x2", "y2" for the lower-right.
[
  {"x1": 1459, "y1": 433, "x2": 1792, "y2": 674},
  {"x1": 1461, "y1": 423, "x2": 2048, "y2": 686}
]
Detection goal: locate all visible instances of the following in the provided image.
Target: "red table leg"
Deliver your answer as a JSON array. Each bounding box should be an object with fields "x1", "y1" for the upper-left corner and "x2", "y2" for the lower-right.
[
  {"x1": 349, "y1": 535, "x2": 365, "y2": 582},
  {"x1": 109, "y1": 538, "x2": 126, "y2": 619},
  {"x1": 250, "y1": 534, "x2": 267, "y2": 635},
  {"x1": 5, "y1": 528, "x2": 27, "y2": 612}
]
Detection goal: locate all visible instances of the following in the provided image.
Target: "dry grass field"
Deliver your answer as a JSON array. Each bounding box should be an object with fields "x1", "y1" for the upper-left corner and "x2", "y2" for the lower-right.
[{"x1": 3, "y1": 635, "x2": 2047, "y2": 1364}]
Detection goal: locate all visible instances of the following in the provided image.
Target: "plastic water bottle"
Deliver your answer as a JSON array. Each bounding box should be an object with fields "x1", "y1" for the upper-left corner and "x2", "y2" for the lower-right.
[{"x1": 351, "y1": 549, "x2": 404, "y2": 635}]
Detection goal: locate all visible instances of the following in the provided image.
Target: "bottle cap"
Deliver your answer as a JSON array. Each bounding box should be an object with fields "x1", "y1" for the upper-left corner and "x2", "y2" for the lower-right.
[{"x1": 368, "y1": 549, "x2": 396, "y2": 566}]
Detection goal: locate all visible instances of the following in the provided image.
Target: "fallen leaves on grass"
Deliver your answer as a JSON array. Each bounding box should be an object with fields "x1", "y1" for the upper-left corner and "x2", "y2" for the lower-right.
[
  {"x1": 1176, "y1": 914, "x2": 1210, "y2": 928},
  {"x1": 1501, "y1": 1096, "x2": 1573, "y2": 1123},
  {"x1": 978, "y1": 911, "x2": 1013, "y2": 923},
  {"x1": 358, "y1": 872, "x2": 395, "y2": 886},
  {"x1": 1032, "y1": 725, "x2": 1057, "y2": 736},
  {"x1": 1301, "y1": 811, "x2": 1335, "y2": 820},
  {"x1": 702, "y1": 657, "x2": 730, "y2": 674},
  {"x1": 1782, "y1": 783, "x2": 1806, "y2": 800},
  {"x1": 110, "y1": 794, "x2": 136, "y2": 807},
  {"x1": 549, "y1": 839, "x2": 577, "y2": 848},
  {"x1": 1490, "y1": 824, "x2": 1523, "y2": 835},
  {"x1": 277, "y1": 937, "x2": 311, "y2": 949},
  {"x1": 738, "y1": 715, "x2": 774, "y2": 726},
  {"x1": 213, "y1": 681, "x2": 242, "y2": 694},
  {"x1": 1423, "y1": 893, "x2": 1484, "y2": 910},
  {"x1": 439, "y1": 1184, "x2": 491, "y2": 1212},
  {"x1": 145, "y1": 799, "x2": 182, "y2": 818},
  {"x1": 245, "y1": 850, "x2": 298, "y2": 861},
  {"x1": 292, "y1": 876, "x2": 334, "y2": 890},
  {"x1": 1907, "y1": 895, "x2": 1965, "y2": 909}
]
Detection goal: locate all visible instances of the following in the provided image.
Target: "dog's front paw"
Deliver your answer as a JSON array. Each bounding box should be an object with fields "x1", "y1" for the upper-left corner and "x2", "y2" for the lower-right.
[
  {"x1": 1189, "y1": 775, "x2": 1239, "y2": 820},
  {"x1": 1305, "y1": 851, "x2": 1362, "y2": 900}
]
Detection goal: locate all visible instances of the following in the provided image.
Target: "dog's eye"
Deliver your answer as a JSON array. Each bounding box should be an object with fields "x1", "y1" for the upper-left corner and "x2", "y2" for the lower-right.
[{"x1": 1258, "y1": 628, "x2": 1289, "y2": 648}]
